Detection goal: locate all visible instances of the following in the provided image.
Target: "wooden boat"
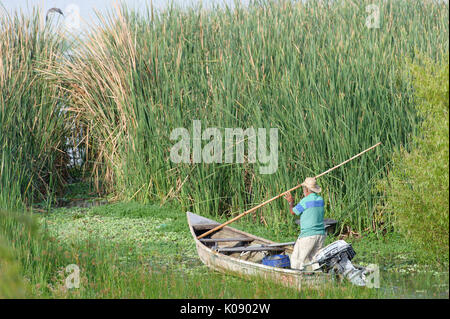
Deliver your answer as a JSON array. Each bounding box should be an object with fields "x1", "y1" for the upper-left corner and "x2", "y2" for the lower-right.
[{"x1": 187, "y1": 212, "x2": 332, "y2": 290}]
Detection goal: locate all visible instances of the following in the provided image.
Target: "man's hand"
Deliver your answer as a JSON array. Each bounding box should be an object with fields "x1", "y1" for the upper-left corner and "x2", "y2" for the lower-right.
[
  {"x1": 284, "y1": 192, "x2": 296, "y2": 216},
  {"x1": 284, "y1": 192, "x2": 294, "y2": 203}
]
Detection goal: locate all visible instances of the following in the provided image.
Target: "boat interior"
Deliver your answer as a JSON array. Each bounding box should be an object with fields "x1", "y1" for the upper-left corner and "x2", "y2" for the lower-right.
[{"x1": 192, "y1": 220, "x2": 293, "y2": 264}]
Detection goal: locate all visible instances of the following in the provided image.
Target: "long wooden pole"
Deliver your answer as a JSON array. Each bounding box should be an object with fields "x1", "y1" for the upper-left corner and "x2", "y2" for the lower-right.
[{"x1": 197, "y1": 142, "x2": 381, "y2": 239}]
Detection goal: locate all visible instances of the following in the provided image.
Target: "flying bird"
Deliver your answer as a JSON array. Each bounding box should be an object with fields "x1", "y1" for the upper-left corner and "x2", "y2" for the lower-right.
[{"x1": 45, "y1": 7, "x2": 64, "y2": 22}]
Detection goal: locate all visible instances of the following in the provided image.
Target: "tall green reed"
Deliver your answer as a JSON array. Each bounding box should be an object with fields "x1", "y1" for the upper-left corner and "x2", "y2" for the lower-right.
[
  {"x1": 0, "y1": 7, "x2": 69, "y2": 209},
  {"x1": 57, "y1": 0, "x2": 448, "y2": 232}
]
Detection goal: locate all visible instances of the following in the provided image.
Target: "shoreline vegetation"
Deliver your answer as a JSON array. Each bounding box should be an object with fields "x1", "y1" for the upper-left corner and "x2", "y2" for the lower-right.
[
  {"x1": 1, "y1": 200, "x2": 448, "y2": 298},
  {"x1": 0, "y1": 0, "x2": 448, "y2": 298}
]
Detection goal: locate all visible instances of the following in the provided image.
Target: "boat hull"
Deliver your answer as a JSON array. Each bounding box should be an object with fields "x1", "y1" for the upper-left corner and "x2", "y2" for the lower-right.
[{"x1": 187, "y1": 212, "x2": 331, "y2": 290}]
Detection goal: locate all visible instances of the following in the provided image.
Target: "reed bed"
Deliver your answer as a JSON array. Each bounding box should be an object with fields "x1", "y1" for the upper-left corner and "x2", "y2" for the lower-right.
[
  {"x1": 0, "y1": 7, "x2": 69, "y2": 209},
  {"x1": 53, "y1": 0, "x2": 448, "y2": 232}
]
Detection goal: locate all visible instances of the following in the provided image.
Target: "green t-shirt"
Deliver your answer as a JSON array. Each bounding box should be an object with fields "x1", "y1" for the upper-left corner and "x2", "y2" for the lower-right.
[{"x1": 292, "y1": 193, "x2": 326, "y2": 238}]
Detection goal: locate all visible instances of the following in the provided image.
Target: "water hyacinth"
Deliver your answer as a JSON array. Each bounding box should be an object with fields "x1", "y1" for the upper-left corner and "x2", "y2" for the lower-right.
[{"x1": 42, "y1": 205, "x2": 200, "y2": 270}]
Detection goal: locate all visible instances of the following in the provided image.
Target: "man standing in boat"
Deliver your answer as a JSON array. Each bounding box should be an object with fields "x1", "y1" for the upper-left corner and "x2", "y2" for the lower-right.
[{"x1": 284, "y1": 177, "x2": 326, "y2": 270}]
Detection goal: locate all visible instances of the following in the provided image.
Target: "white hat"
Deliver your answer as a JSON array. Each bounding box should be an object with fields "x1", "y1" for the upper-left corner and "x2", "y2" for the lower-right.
[{"x1": 301, "y1": 177, "x2": 321, "y2": 193}]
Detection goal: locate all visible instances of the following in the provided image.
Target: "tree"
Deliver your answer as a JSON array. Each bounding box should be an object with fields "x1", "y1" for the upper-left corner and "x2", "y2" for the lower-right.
[{"x1": 382, "y1": 55, "x2": 449, "y2": 264}]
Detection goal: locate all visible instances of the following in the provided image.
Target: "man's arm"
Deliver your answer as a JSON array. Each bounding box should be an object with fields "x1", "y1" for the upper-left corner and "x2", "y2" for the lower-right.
[{"x1": 284, "y1": 192, "x2": 296, "y2": 216}]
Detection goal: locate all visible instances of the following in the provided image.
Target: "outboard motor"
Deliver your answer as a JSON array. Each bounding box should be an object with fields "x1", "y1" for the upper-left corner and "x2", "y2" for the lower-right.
[{"x1": 312, "y1": 240, "x2": 368, "y2": 286}]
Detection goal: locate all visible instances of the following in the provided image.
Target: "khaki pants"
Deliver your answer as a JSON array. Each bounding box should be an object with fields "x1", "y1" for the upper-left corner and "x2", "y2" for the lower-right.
[{"x1": 290, "y1": 235, "x2": 326, "y2": 270}]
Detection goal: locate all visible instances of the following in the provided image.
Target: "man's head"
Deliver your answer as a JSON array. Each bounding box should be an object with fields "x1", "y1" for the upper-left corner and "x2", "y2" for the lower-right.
[{"x1": 301, "y1": 177, "x2": 321, "y2": 196}]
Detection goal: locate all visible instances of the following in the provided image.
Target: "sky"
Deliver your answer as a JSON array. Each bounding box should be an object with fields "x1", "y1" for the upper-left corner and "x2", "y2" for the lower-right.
[
  {"x1": 3, "y1": 0, "x2": 447, "y2": 33},
  {"x1": 0, "y1": 0, "x2": 246, "y2": 32}
]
